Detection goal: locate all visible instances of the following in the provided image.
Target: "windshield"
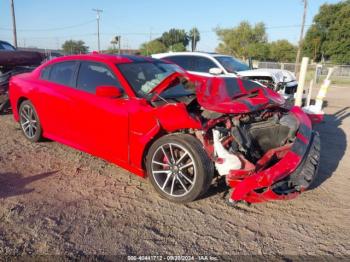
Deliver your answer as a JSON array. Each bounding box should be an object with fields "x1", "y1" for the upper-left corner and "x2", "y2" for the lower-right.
[
  {"x1": 117, "y1": 62, "x2": 191, "y2": 99},
  {"x1": 215, "y1": 56, "x2": 250, "y2": 73}
]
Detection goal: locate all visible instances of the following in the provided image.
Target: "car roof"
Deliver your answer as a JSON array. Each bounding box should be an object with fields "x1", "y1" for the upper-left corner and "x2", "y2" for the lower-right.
[
  {"x1": 50, "y1": 53, "x2": 158, "y2": 65},
  {"x1": 152, "y1": 52, "x2": 232, "y2": 59}
]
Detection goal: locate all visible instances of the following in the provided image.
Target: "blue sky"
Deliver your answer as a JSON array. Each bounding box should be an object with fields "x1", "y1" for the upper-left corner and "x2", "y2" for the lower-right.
[{"x1": 0, "y1": 0, "x2": 340, "y2": 51}]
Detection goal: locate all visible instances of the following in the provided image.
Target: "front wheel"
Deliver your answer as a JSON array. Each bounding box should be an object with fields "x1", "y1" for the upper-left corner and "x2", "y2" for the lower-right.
[{"x1": 146, "y1": 134, "x2": 214, "y2": 203}]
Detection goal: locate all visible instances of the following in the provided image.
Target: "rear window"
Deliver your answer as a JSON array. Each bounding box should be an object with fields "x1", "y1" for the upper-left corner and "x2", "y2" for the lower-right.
[
  {"x1": 48, "y1": 61, "x2": 78, "y2": 87},
  {"x1": 0, "y1": 42, "x2": 16, "y2": 51}
]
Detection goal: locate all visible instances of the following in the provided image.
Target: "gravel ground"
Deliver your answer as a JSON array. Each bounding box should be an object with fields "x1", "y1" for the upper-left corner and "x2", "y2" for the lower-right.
[{"x1": 0, "y1": 85, "x2": 349, "y2": 259}]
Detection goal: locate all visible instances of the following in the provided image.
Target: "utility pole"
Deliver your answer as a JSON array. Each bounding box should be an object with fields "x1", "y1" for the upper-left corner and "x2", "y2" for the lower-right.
[
  {"x1": 295, "y1": 0, "x2": 308, "y2": 75},
  {"x1": 92, "y1": 8, "x2": 103, "y2": 51},
  {"x1": 10, "y1": 0, "x2": 18, "y2": 48},
  {"x1": 193, "y1": 29, "x2": 196, "y2": 51},
  {"x1": 111, "y1": 35, "x2": 121, "y2": 54},
  {"x1": 118, "y1": 36, "x2": 121, "y2": 54}
]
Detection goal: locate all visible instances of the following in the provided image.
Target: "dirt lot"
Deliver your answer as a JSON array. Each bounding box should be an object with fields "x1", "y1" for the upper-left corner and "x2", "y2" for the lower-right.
[{"x1": 0, "y1": 85, "x2": 349, "y2": 258}]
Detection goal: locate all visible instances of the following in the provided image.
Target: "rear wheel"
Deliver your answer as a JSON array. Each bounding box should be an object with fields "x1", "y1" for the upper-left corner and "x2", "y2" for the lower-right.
[
  {"x1": 19, "y1": 100, "x2": 43, "y2": 142},
  {"x1": 146, "y1": 134, "x2": 214, "y2": 203}
]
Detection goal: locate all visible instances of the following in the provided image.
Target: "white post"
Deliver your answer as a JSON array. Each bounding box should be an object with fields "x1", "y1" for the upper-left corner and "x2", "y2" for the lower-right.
[
  {"x1": 306, "y1": 79, "x2": 314, "y2": 107},
  {"x1": 314, "y1": 68, "x2": 335, "y2": 111},
  {"x1": 295, "y1": 57, "x2": 309, "y2": 107}
]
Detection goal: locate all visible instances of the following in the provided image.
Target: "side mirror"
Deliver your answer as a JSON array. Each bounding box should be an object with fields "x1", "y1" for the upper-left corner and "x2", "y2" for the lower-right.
[
  {"x1": 209, "y1": 67, "x2": 223, "y2": 75},
  {"x1": 96, "y1": 86, "x2": 123, "y2": 98}
]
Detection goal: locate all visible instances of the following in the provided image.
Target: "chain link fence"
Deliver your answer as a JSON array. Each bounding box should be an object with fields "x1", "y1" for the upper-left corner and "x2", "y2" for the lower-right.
[{"x1": 257, "y1": 62, "x2": 350, "y2": 78}]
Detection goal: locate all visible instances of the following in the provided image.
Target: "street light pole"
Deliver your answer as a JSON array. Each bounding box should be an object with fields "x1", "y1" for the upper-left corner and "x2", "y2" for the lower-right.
[
  {"x1": 92, "y1": 8, "x2": 103, "y2": 52},
  {"x1": 10, "y1": 0, "x2": 18, "y2": 48}
]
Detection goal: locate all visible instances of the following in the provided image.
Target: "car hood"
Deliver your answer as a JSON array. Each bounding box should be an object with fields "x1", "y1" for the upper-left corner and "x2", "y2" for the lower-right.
[
  {"x1": 195, "y1": 77, "x2": 285, "y2": 114},
  {"x1": 237, "y1": 68, "x2": 296, "y2": 83}
]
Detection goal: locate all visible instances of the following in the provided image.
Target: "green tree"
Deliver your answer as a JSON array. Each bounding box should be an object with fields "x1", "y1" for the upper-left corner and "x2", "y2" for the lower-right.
[
  {"x1": 159, "y1": 28, "x2": 189, "y2": 50},
  {"x1": 171, "y1": 43, "x2": 186, "y2": 52},
  {"x1": 140, "y1": 40, "x2": 167, "y2": 56},
  {"x1": 269, "y1": 40, "x2": 297, "y2": 62},
  {"x1": 189, "y1": 27, "x2": 200, "y2": 51},
  {"x1": 247, "y1": 43, "x2": 270, "y2": 61},
  {"x1": 215, "y1": 21, "x2": 268, "y2": 60},
  {"x1": 303, "y1": 0, "x2": 350, "y2": 64},
  {"x1": 62, "y1": 40, "x2": 88, "y2": 54}
]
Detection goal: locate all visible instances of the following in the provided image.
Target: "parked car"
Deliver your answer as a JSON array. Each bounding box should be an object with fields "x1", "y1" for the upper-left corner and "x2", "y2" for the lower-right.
[
  {"x1": 0, "y1": 40, "x2": 45, "y2": 113},
  {"x1": 9, "y1": 54, "x2": 320, "y2": 205},
  {"x1": 152, "y1": 52, "x2": 298, "y2": 100}
]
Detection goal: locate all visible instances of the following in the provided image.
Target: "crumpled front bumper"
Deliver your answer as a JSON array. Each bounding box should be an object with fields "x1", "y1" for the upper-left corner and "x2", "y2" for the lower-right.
[{"x1": 226, "y1": 107, "x2": 321, "y2": 204}]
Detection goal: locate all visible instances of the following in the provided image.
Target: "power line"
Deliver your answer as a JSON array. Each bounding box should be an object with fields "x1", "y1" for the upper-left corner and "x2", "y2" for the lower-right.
[
  {"x1": 0, "y1": 23, "x2": 313, "y2": 35},
  {"x1": 14, "y1": 33, "x2": 96, "y2": 40},
  {"x1": 0, "y1": 19, "x2": 95, "y2": 32}
]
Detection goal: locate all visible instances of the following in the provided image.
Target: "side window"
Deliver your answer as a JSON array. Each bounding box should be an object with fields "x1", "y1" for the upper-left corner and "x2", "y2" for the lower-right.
[
  {"x1": 191, "y1": 57, "x2": 217, "y2": 73},
  {"x1": 40, "y1": 66, "x2": 51, "y2": 80},
  {"x1": 49, "y1": 61, "x2": 78, "y2": 86},
  {"x1": 76, "y1": 62, "x2": 123, "y2": 94},
  {"x1": 164, "y1": 56, "x2": 191, "y2": 71}
]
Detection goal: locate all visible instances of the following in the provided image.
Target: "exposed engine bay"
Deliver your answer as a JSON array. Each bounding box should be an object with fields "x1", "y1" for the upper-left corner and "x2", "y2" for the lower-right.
[
  {"x1": 198, "y1": 105, "x2": 318, "y2": 205},
  {"x1": 204, "y1": 109, "x2": 298, "y2": 165}
]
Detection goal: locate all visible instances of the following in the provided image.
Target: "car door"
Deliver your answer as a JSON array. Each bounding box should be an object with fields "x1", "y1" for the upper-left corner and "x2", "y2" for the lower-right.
[
  {"x1": 69, "y1": 61, "x2": 129, "y2": 163},
  {"x1": 36, "y1": 61, "x2": 80, "y2": 144}
]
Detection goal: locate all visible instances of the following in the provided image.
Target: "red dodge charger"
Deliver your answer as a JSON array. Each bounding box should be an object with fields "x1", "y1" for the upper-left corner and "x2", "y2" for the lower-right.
[{"x1": 9, "y1": 54, "x2": 320, "y2": 205}]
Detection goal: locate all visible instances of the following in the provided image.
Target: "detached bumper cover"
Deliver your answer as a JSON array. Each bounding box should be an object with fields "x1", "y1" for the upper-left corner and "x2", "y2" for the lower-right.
[{"x1": 227, "y1": 107, "x2": 321, "y2": 204}]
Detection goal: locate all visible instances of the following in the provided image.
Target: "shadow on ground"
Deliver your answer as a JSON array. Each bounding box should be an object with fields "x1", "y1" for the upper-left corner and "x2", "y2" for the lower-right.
[
  {"x1": 199, "y1": 176, "x2": 229, "y2": 201},
  {"x1": 310, "y1": 107, "x2": 349, "y2": 189},
  {"x1": 0, "y1": 171, "x2": 58, "y2": 199}
]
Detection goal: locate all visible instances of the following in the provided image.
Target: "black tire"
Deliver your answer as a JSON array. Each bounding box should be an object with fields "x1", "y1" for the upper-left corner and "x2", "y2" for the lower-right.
[
  {"x1": 0, "y1": 98, "x2": 10, "y2": 114},
  {"x1": 146, "y1": 133, "x2": 214, "y2": 203},
  {"x1": 297, "y1": 132, "x2": 321, "y2": 189},
  {"x1": 19, "y1": 100, "x2": 43, "y2": 142}
]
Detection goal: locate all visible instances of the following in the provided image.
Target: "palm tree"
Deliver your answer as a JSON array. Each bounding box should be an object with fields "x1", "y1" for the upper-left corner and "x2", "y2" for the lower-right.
[{"x1": 189, "y1": 27, "x2": 200, "y2": 51}]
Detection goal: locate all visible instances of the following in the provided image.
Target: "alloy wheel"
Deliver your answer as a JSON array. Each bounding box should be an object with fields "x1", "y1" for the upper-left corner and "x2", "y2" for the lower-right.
[
  {"x1": 20, "y1": 104, "x2": 38, "y2": 139},
  {"x1": 151, "y1": 143, "x2": 197, "y2": 197}
]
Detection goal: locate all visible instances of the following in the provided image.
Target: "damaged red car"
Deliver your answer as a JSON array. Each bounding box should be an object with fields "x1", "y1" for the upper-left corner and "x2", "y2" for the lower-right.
[{"x1": 9, "y1": 54, "x2": 320, "y2": 205}]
